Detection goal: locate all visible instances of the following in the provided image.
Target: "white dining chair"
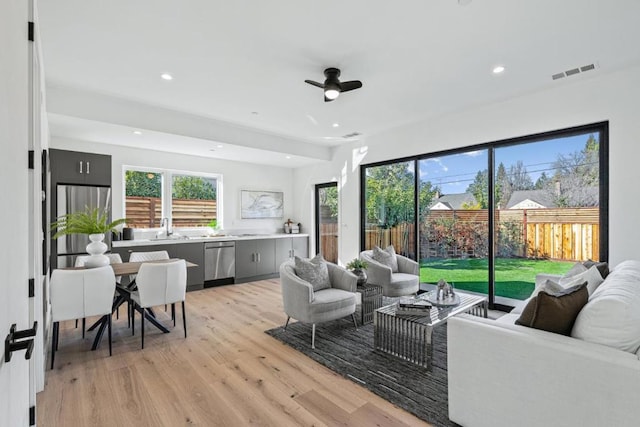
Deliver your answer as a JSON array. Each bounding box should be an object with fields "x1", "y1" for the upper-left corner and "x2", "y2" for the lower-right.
[
  {"x1": 76, "y1": 253, "x2": 125, "y2": 322},
  {"x1": 128, "y1": 250, "x2": 171, "y2": 314},
  {"x1": 49, "y1": 266, "x2": 116, "y2": 369},
  {"x1": 130, "y1": 259, "x2": 187, "y2": 349},
  {"x1": 129, "y1": 250, "x2": 170, "y2": 263}
]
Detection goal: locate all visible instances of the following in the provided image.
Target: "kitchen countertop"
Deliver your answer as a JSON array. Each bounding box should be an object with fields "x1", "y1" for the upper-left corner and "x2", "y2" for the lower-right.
[{"x1": 112, "y1": 233, "x2": 309, "y2": 248}]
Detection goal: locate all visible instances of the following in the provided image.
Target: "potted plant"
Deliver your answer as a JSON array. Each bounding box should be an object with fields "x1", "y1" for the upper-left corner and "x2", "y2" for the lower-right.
[
  {"x1": 346, "y1": 258, "x2": 368, "y2": 287},
  {"x1": 51, "y1": 207, "x2": 127, "y2": 268}
]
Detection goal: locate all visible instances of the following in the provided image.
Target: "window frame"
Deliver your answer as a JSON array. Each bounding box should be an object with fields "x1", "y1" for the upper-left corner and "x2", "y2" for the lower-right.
[{"x1": 123, "y1": 166, "x2": 223, "y2": 230}]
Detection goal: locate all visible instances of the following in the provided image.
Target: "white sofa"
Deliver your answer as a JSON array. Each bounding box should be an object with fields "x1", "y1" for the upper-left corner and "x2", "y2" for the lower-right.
[{"x1": 447, "y1": 260, "x2": 640, "y2": 427}]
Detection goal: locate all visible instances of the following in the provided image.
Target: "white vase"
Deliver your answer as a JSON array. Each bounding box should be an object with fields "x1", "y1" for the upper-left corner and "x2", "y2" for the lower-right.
[{"x1": 84, "y1": 233, "x2": 109, "y2": 268}]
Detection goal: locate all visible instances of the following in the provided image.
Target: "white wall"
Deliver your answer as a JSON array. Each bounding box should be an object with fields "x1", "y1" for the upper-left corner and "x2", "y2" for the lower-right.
[
  {"x1": 49, "y1": 138, "x2": 297, "y2": 233},
  {"x1": 293, "y1": 63, "x2": 640, "y2": 267}
]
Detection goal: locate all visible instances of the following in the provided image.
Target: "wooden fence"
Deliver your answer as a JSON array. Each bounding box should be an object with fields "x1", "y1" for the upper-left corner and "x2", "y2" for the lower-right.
[
  {"x1": 363, "y1": 207, "x2": 600, "y2": 262},
  {"x1": 319, "y1": 223, "x2": 338, "y2": 263},
  {"x1": 125, "y1": 196, "x2": 217, "y2": 228}
]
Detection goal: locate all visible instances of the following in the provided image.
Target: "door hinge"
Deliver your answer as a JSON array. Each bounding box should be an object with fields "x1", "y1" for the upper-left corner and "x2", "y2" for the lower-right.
[
  {"x1": 28, "y1": 278, "x2": 35, "y2": 298},
  {"x1": 29, "y1": 406, "x2": 35, "y2": 426},
  {"x1": 28, "y1": 21, "x2": 34, "y2": 42},
  {"x1": 28, "y1": 150, "x2": 35, "y2": 169}
]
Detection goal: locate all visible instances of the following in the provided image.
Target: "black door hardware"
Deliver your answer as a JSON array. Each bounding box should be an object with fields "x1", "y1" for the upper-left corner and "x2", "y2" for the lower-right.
[{"x1": 4, "y1": 321, "x2": 37, "y2": 362}]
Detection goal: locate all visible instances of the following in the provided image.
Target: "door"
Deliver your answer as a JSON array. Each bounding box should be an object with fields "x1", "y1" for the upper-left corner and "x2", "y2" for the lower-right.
[
  {"x1": 1, "y1": 0, "x2": 35, "y2": 424},
  {"x1": 315, "y1": 183, "x2": 339, "y2": 263},
  {"x1": 235, "y1": 240, "x2": 257, "y2": 279},
  {"x1": 255, "y1": 239, "x2": 276, "y2": 276}
]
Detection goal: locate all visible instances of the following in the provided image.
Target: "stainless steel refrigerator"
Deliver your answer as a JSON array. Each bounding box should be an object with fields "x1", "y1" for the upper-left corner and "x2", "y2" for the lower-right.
[{"x1": 56, "y1": 184, "x2": 112, "y2": 268}]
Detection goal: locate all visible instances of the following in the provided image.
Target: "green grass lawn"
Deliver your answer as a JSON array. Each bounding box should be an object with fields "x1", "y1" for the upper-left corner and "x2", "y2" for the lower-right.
[{"x1": 420, "y1": 258, "x2": 575, "y2": 300}]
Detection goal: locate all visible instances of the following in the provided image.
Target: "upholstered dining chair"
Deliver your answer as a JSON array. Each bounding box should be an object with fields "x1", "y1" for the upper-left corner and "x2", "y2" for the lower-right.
[
  {"x1": 76, "y1": 253, "x2": 125, "y2": 321},
  {"x1": 49, "y1": 265, "x2": 116, "y2": 369},
  {"x1": 279, "y1": 257, "x2": 358, "y2": 349},
  {"x1": 130, "y1": 259, "x2": 187, "y2": 349},
  {"x1": 360, "y1": 246, "x2": 419, "y2": 297},
  {"x1": 128, "y1": 250, "x2": 171, "y2": 314}
]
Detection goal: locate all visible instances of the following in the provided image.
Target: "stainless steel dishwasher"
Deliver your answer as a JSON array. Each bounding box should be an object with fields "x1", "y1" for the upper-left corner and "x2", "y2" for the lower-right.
[{"x1": 204, "y1": 241, "x2": 236, "y2": 284}]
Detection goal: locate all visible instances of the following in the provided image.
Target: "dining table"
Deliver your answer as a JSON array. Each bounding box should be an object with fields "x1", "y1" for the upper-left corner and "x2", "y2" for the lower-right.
[{"x1": 64, "y1": 258, "x2": 197, "y2": 350}]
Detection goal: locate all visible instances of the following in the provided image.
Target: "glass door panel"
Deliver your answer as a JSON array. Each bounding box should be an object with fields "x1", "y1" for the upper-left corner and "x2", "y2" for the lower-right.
[
  {"x1": 363, "y1": 161, "x2": 415, "y2": 258},
  {"x1": 494, "y1": 132, "x2": 601, "y2": 302},
  {"x1": 418, "y1": 150, "x2": 489, "y2": 295},
  {"x1": 316, "y1": 183, "x2": 338, "y2": 263}
]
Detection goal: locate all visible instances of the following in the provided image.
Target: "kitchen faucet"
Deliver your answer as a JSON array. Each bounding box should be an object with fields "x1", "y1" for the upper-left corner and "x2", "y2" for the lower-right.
[{"x1": 160, "y1": 217, "x2": 172, "y2": 237}]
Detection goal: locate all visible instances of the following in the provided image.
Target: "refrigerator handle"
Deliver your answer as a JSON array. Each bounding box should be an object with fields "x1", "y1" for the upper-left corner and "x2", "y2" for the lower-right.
[
  {"x1": 79, "y1": 161, "x2": 83, "y2": 174},
  {"x1": 86, "y1": 161, "x2": 90, "y2": 174}
]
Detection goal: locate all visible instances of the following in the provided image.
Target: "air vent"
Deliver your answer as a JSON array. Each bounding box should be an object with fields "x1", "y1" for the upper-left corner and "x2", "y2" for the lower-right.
[
  {"x1": 342, "y1": 132, "x2": 362, "y2": 139},
  {"x1": 552, "y1": 63, "x2": 597, "y2": 81}
]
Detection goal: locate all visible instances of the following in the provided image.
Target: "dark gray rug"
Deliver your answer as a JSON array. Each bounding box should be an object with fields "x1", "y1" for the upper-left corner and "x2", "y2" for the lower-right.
[{"x1": 265, "y1": 317, "x2": 457, "y2": 427}]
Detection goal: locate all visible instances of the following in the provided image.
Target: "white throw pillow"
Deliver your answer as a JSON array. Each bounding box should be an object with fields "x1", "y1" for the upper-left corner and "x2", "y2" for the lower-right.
[
  {"x1": 294, "y1": 254, "x2": 331, "y2": 292},
  {"x1": 559, "y1": 265, "x2": 604, "y2": 296},
  {"x1": 372, "y1": 245, "x2": 398, "y2": 273},
  {"x1": 571, "y1": 260, "x2": 640, "y2": 354}
]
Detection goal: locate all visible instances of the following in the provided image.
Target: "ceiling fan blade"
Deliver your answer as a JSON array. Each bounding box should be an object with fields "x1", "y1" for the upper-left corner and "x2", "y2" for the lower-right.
[
  {"x1": 340, "y1": 80, "x2": 363, "y2": 92},
  {"x1": 305, "y1": 80, "x2": 325, "y2": 89}
]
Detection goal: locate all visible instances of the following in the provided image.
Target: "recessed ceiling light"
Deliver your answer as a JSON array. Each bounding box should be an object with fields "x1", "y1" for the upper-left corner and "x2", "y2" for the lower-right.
[
  {"x1": 209, "y1": 149, "x2": 216, "y2": 152},
  {"x1": 285, "y1": 155, "x2": 291, "y2": 159},
  {"x1": 492, "y1": 65, "x2": 505, "y2": 74},
  {"x1": 216, "y1": 144, "x2": 223, "y2": 148},
  {"x1": 251, "y1": 111, "x2": 259, "y2": 115},
  {"x1": 458, "y1": 0, "x2": 472, "y2": 5},
  {"x1": 332, "y1": 123, "x2": 340, "y2": 128},
  {"x1": 132, "y1": 130, "x2": 142, "y2": 135},
  {"x1": 160, "y1": 73, "x2": 173, "y2": 81}
]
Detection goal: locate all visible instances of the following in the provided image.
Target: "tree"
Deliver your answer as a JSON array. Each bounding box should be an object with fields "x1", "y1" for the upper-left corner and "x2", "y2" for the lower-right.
[
  {"x1": 495, "y1": 162, "x2": 510, "y2": 208},
  {"x1": 125, "y1": 171, "x2": 161, "y2": 197},
  {"x1": 508, "y1": 160, "x2": 534, "y2": 192},
  {"x1": 535, "y1": 171, "x2": 550, "y2": 190},
  {"x1": 319, "y1": 185, "x2": 338, "y2": 219},
  {"x1": 366, "y1": 162, "x2": 417, "y2": 227},
  {"x1": 172, "y1": 176, "x2": 216, "y2": 200},
  {"x1": 466, "y1": 169, "x2": 489, "y2": 209},
  {"x1": 548, "y1": 134, "x2": 599, "y2": 207}
]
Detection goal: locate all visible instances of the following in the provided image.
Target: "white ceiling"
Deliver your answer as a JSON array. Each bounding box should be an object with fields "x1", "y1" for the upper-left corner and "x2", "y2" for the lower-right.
[{"x1": 38, "y1": 0, "x2": 640, "y2": 167}]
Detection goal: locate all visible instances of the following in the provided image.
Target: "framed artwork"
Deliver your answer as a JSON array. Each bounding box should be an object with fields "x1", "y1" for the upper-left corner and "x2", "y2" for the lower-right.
[{"x1": 241, "y1": 190, "x2": 284, "y2": 219}]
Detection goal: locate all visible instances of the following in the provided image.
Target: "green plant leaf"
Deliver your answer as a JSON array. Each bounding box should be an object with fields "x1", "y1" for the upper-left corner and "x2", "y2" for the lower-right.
[{"x1": 51, "y1": 207, "x2": 128, "y2": 238}]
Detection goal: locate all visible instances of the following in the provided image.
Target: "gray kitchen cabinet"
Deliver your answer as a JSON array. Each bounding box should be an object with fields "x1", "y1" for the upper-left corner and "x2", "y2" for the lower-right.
[
  {"x1": 50, "y1": 148, "x2": 111, "y2": 186},
  {"x1": 275, "y1": 236, "x2": 309, "y2": 268},
  {"x1": 235, "y1": 239, "x2": 276, "y2": 280},
  {"x1": 113, "y1": 242, "x2": 205, "y2": 291}
]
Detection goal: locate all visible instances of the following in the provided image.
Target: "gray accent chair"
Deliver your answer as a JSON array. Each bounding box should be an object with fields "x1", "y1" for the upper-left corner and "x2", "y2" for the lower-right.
[
  {"x1": 360, "y1": 250, "x2": 420, "y2": 297},
  {"x1": 280, "y1": 260, "x2": 358, "y2": 348}
]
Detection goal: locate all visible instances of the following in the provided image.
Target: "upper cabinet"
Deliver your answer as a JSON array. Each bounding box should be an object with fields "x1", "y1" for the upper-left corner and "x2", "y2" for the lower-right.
[{"x1": 50, "y1": 149, "x2": 111, "y2": 186}]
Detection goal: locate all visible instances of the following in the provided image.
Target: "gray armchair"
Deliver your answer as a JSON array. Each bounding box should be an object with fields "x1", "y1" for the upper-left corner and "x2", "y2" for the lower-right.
[
  {"x1": 280, "y1": 259, "x2": 358, "y2": 348},
  {"x1": 360, "y1": 249, "x2": 420, "y2": 297}
]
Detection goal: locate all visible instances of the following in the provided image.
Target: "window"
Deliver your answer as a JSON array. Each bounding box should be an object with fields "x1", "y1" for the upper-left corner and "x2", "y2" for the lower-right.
[
  {"x1": 124, "y1": 168, "x2": 221, "y2": 229},
  {"x1": 361, "y1": 122, "x2": 608, "y2": 309}
]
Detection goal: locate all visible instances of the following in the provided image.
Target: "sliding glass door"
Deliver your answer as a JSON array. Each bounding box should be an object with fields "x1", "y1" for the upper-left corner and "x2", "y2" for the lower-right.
[{"x1": 360, "y1": 122, "x2": 608, "y2": 308}]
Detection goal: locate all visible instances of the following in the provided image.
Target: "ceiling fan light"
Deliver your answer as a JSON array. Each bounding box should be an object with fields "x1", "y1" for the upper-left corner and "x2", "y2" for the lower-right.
[{"x1": 325, "y1": 89, "x2": 340, "y2": 100}]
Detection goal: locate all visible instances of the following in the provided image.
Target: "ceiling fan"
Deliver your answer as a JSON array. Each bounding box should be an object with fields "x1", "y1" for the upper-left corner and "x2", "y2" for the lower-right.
[{"x1": 305, "y1": 68, "x2": 363, "y2": 102}]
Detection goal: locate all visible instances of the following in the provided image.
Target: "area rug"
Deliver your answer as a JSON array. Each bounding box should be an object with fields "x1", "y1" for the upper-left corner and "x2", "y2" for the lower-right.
[{"x1": 265, "y1": 317, "x2": 457, "y2": 427}]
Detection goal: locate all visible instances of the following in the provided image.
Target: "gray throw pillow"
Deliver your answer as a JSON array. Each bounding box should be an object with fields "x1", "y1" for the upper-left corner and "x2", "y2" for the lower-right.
[
  {"x1": 372, "y1": 245, "x2": 398, "y2": 273},
  {"x1": 294, "y1": 254, "x2": 331, "y2": 292}
]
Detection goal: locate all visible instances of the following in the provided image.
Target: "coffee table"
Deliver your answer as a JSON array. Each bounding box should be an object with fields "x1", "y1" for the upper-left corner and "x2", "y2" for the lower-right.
[{"x1": 374, "y1": 290, "x2": 487, "y2": 370}]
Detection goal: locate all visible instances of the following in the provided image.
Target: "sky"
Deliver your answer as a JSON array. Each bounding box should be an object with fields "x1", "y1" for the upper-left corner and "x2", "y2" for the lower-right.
[{"x1": 419, "y1": 132, "x2": 596, "y2": 194}]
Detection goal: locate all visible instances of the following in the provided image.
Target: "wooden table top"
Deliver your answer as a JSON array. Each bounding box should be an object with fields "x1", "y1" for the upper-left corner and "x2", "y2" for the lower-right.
[{"x1": 63, "y1": 258, "x2": 197, "y2": 276}]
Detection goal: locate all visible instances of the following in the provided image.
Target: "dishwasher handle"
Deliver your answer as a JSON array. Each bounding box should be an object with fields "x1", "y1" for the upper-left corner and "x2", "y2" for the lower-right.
[{"x1": 205, "y1": 241, "x2": 235, "y2": 249}]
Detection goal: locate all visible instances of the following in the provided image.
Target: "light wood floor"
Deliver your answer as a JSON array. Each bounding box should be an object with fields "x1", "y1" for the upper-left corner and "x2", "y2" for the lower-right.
[{"x1": 37, "y1": 279, "x2": 431, "y2": 426}]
